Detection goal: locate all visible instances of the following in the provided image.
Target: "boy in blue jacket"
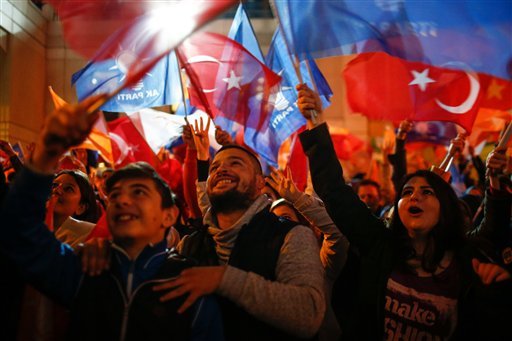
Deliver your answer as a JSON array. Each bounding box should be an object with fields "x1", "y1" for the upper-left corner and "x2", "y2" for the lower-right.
[{"x1": 0, "y1": 95, "x2": 223, "y2": 341}]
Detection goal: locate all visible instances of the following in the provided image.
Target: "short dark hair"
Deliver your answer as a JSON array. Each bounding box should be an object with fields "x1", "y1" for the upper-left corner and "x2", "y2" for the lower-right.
[
  {"x1": 106, "y1": 162, "x2": 175, "y2": 208},
  {"x1": 357, "y1": 179, "x2": 381, "y2": 192},
  {"x1": 270, "y1": 198, "x2": 310, "y2": 227},
  {"x1": 214, "y1": 144, "x2": 262, "y2": 174},
  {"x1": 263, "y1": 177, "x2": 280, "y2": 200}
]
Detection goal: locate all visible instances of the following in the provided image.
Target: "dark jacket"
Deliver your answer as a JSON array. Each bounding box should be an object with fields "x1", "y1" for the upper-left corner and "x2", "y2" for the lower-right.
[
  {"x1": 388, "y1": 137, "x2": 407, "y2": 193},
  {"x1": 467, "y1": 188, "x2": 512, "y2": 273},
  {"x1": 179, "y1": 208, "x2": 309, "y2": 341},
  {"x1": 0, "y1": 167, "x2": 224, "y2": 341},
  {"x1": 300, "y1": 123, "x2": 512, "y2": 341},
  {"x1": 68, "y1": 245, "x2": 211, "y2": 341},
  {"x1": 0, "y1": 162, "x2": 24, "y2": 341}
]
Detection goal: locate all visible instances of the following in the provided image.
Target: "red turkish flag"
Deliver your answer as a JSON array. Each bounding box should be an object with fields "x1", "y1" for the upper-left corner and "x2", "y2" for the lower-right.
[
  {"x1": 178, "y1": 32, "x2": 281, "y2": 131},
  {"x1": 344, "y1": 52, "x2": 484, "y2": 133},
  {"x1": 156, "y1": 157, "x2": 184, "y2": 204},
  {"x1": 85, "y1": 212, "x2": 111, "y2": 241},
  {"x1": 331, "y1": 132, "x2": 366, "y2": 161},
  {"x1": 479, "y1": 74, "x2": 512, "y2": 111},
  {"x1": 469, "y1": 108, "x2": 511, "y2": 147},
  {"x1": 286, "y1": 128, "x2": 308, "y2": 192},
  {"x1": 107, "y1": 116, "x2": 160, "y2": 169}
]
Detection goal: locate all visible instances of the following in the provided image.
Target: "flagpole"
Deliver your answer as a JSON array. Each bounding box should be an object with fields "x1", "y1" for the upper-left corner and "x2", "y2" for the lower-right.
[
  {"x1": 497, "y1": 121, "x2": 512, "y2": 149},
  {"x1": 430, "y1": 132, "x2": 466, "y2": 182},
  {"x1": 489, "y1": 122, "x2": 512, "y2": 190},
  {"x1": 174, "y1": 50, "x2": 189, "y2": 118},
  {"x1": 303, "y1": 55, "x2": 320, "y2": 96},
  {"x1": 175, "y1": 47, "x2": 215, "y2": 120},
  {"x1": 270, "y1": 0, "x2": 317, "y2": 124}
]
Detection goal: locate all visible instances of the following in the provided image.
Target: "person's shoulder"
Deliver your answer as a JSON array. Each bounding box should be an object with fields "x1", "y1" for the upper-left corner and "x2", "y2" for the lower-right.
[
  {"x1": 284, "y1": 224, "x2": 317, "y2": 244},
  {"x1": 62, "y1": 217, "x2": 95, "y2": 236},
  {"x1": 65, "y1": 216, "x2": 95, "y2": 228},
  {"x1": 287, "y1": 224, "x2": 314, "y2": 234},
  {"x1": 57, "y1": 217, "x2": 95, "y2": 247}
]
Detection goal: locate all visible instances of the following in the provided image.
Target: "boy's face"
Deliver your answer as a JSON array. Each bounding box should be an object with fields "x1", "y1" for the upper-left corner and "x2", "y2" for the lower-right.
[{"x1": 106, "y1": 177, "x2": 176, "y2": 245}]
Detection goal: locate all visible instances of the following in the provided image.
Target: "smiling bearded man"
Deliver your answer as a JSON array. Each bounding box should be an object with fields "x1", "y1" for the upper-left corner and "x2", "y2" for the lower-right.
[
  {"x1": 155, "y1": 144, "x2": 326, "y2": 341},
  {"x1": 207, "y1": 146, "x2": 262, "y2": 214}
]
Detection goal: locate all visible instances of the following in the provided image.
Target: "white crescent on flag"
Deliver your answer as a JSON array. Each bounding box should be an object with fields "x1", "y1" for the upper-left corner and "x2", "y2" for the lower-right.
[
  {"x1": 109, "y1": 132, "x2": 132, "y2": 166},
  {"x1": 435, "y1": 71, "x2": 480, "y2": 115}
]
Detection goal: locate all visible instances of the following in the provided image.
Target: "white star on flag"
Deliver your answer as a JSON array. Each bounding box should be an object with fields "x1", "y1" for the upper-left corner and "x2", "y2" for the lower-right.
[
  {"x1": 222, "y1": 70, "x2": 242, "y2": 90},
  {"x1": 409, "y1": 69, "x2": 435, "y2": 91}
]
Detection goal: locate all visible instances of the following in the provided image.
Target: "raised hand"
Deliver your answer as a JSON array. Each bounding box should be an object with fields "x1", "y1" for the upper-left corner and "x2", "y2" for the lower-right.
[
  {"x1": 486, "y1": 146, "x2": 508, "y2": 191},
  {"x1": 486, "y1": 147, "x2": 507, "y2": 174},
  {"x1": 182, "y1": 116, "x2": 196, "y2": 150},
  {"x1": 296, "y1": 83, "x2": 323, "y2": 121},
  {"x1": 397, "y1": 120, "x2": 413, "y2": 141},
  {"x1": 32, "y1": 94, "x2": 106, "y2": 173},
  {"x1": 382, "y1": 128, "x2": 396, "y2": 158},
  {"x1": 215, "y1": 125, "x2": 232, "y2": 146},
  {"x1": 268, "y1": 167, "x2": 302, "y2": 203},
  {"x1": 433, "y1": 133, "x2": 467, "y2": 180},
  {"x1": 447, "y1": 133, "x2": 466, "y2": 157},
  {"x1": 190, "y1": 117, "x2": 211, "y2": 161}
]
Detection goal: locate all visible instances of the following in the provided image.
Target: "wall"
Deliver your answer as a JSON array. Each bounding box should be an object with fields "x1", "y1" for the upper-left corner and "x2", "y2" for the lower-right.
[{"x1": 0, "y1": 0, "x2": 47, "y2": 145}]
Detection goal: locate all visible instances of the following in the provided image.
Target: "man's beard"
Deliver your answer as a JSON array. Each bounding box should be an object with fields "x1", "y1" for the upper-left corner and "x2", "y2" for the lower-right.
[{"x1": 209, "y1": 188, "x2": 255, "y2": 214}]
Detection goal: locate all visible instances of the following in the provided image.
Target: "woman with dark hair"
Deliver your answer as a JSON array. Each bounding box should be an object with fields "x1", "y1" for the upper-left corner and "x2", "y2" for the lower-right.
[
  {"x1": 55, "y1": 170, "x2": 101, "y2": 222},
  {"x1": 17, "y1": 169, "x2": 102, "y2": 340},
  {"x1": 389, "y1": 170, "x2": 466, "y2": 275},
  {"x1": 48, "y1": 169, "x2": 101, "y2": 247},
  {"x1": 296, "y1": 84, "x2": 512, "y2": 340}
]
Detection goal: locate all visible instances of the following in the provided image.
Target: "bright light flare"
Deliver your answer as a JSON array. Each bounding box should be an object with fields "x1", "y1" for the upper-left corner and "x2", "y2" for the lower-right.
[{"x1": 146, "y1": 1, "x2": 199, "y2": 51}]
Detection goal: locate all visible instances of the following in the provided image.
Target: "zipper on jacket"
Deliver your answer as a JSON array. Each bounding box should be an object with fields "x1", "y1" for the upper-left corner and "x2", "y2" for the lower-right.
[
  {"x1": 114, "y1": 248, "x2": 176, "y2": 341},
  {"x1": 119, "y1": 304, "x2": 130, "y2": 341},
  {"x1": 126, "y1": 261, "x2": 135, "y2": 296},
  {"x1": 119, "y1": 261, "x2": 135, "y2": 341},
  {"x1": 117, "y1": 276, "x2": 179, "y2": 341}
]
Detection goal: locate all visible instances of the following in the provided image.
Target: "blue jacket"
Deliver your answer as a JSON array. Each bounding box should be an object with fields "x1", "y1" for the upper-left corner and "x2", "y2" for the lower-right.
[{"x1": 0, "y1": 167, "x2": 224, "y2": 341}]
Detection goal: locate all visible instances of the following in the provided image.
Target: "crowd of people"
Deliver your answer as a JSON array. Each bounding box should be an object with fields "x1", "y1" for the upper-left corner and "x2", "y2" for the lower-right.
[{"x1": 0, "y1": 86, "x2": 510, "y2": 341}]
